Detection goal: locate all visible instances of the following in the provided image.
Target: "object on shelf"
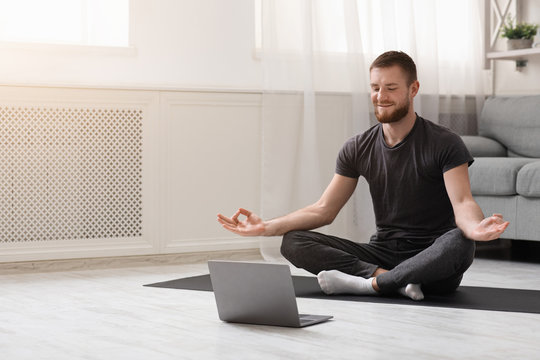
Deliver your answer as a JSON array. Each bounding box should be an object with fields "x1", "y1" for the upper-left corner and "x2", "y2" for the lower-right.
[{"x1": 507, "y1": 38, "x2": 533, "y2": 50}]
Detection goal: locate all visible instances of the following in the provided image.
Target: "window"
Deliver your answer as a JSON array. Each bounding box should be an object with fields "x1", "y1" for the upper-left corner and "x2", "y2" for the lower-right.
[
  {"x1": 254, "y1": 0, "x2": 484, "y2": 94},
  {"x1": 0, "y1": 0, "x2": 129, "y2": 47},
  {"x1": 254, "y1": 0, "x2": 481, "y2": 60},
  {"x1": 254, "y1": 0, "x2": 347, "y2": 53}
]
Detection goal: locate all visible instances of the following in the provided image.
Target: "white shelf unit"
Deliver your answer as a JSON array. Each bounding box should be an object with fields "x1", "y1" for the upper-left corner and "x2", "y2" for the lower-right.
[
  {"x1": 483, "y1": 0, "x2": 540, "y2": 70},
  {"x1": 486, "y1": 47, "x2": 540, "y2": 60},
  {"x1": 487, "y1": 47, "x2": 540, "y2": 69}
]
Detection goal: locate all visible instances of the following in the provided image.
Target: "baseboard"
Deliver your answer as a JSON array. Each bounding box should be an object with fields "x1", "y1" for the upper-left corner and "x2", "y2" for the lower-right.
[{"x1": 0, "y1": 248, "x2": 262, "y2": 274}]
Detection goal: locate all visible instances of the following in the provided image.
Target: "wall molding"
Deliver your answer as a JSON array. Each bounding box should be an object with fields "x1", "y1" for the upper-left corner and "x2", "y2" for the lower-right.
[{"x1": 158, "y1": 91, "x2": 262, "y2": 255}]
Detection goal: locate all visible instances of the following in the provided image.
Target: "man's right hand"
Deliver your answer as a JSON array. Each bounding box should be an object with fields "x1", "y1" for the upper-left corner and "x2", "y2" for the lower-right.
[{"x1": 217, "y1": 208, "x2": 266, "y2": 236}]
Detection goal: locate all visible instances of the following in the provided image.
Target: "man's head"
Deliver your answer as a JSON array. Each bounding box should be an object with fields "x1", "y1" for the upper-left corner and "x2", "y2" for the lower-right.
[
  {"x1": 369, "y1": 51, "x2": 419, "y2": 124},
  {"x1": 370, "y1": 51, "x2": 417, "y2": 85}
]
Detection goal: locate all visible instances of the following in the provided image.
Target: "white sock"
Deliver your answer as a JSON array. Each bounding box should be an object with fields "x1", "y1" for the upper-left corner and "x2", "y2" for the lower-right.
[
  {"x1": 317, "y1": 270, "x2": 377, "y2": 295},
  {"x1": 398, "y1": 283, "x2": 424, "y2": 301}
]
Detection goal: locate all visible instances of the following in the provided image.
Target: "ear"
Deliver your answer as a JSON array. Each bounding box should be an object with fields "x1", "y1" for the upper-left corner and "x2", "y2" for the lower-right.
[{"x1": 409, "y1": 80, "x2": 420, "y2": 98}]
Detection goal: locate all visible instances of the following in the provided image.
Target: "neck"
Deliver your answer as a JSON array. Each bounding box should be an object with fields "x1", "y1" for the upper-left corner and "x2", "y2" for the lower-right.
[{"x1": 382, "y1": 110, "x2": 417, "y2": 147}]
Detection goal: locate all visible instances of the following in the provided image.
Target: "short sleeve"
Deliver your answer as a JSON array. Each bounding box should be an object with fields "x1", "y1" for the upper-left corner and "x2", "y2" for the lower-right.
[
  {"x1": 440, "y1": 133, "x2": 475, "y2": 173},
  {"x1": 335, "y1": 137, "x2": 360, "y2": 178}
]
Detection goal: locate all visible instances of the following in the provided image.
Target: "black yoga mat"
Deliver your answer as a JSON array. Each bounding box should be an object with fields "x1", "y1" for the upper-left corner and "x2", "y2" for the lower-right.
[{"x1": 145, "y1": 274, "x2": 540, "y2": 314}]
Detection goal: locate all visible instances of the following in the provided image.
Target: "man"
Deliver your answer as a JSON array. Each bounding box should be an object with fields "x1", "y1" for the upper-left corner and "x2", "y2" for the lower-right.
[{"x1": 217, "y1": 51, "x2": 509, "y2": 301}]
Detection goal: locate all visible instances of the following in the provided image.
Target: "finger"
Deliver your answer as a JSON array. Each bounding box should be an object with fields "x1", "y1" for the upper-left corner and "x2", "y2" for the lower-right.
[
  {"x1": 222, "y1": 223, "x2": 246, "y2": 236},
  {"x1": 492, "y1": 213, "x2": 503, "y2": 219},
  {"x1": 217, "y1": 213, "x2": 232, "y2": 222},
  {"x1": 239, "y1": 208, "x2": 252, "y2": 217},
  {"x1": 231, "y1": 209, "x2": 242, "y2": 222},
  {"x1": 222, "y1": 223, "x2": 240, "y2": 233},
  {"x1": 499, "y1": 222, "x2": 510, "y2": 231},
  {"x1": 491, "y1": 217, "x2": 505, "y2": 225},
  {"x1": 487, "y1": 222, "x2": 509, "y2": 237},
  {"x1": 217, "y1": 217, "x2": 236, "y2": 227},
  {"x1": 217, "y1": 214, "x2": 236, "y2": 226},
  {"x1": 485, "y1": 230, "x2": 503, "y2": 241},
  {"x1": 483, "y1": 222, "x2": 508, "y2": 236},
  {"x1": 481, "y1": 217, "x2": 498, "y2": 227},
  {"x1": 485, "y1": 215, "x2": 504, "y2": 225}
]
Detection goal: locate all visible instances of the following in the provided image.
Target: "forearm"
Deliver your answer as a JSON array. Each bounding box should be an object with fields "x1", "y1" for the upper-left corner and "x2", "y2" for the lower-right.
[
  {"x1": 445, "y1": 165, "x2": 509, "y2": 242},
  {"x1": 454, "y1": 199, "x2": 485, "y2": 239},
  {"x1": 218, "y1": 174, "x2": 355, "y2": 238},
  {"x1": 263, "y1": 204, "x2": 333, "y2": 237}
]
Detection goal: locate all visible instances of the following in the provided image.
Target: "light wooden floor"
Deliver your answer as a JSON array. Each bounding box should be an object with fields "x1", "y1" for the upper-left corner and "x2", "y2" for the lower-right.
[{"x1": 1, "y1": 254, "x2": 539, "y2": 360}]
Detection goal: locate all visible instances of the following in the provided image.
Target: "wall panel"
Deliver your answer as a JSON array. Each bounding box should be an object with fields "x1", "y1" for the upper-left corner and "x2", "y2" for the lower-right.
[{"x1": 160, "y1": 92, "x2": 261, "y2": 253}]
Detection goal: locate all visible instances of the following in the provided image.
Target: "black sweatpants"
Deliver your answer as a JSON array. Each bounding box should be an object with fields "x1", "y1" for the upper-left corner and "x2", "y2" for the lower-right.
[{"x1": 280, "y1": 228, "x2": 476, "y2": 294}]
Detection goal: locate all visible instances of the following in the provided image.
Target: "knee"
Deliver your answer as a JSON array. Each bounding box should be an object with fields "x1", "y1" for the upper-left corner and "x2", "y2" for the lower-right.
[
  {"x1": 456, "y1": 229, "x2": 476, "y2": 258},
  {"x1": 280, "y1": 230, "x2": 306, "y2": 261},
  {"x1": 445, "y1": 228, "x2": 475, "y2": 251},
  {"x1": 462, "y1": 237, "x2": 476, "y2": 269},
  {"x1": 434, "y1": 228, "x2": 475, "y2": 263},
  {"x1": 446, "y1": 228, "x2": 476, "y2": 267}
]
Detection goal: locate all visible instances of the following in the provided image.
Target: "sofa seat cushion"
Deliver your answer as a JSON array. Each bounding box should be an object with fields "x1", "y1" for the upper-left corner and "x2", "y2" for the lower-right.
[
  {"x1": 469, "y1": 158, "x2": 535, "y2": 195},
  {"x1": 517, "y1": 161, "x2": 540, "y2": 197}
]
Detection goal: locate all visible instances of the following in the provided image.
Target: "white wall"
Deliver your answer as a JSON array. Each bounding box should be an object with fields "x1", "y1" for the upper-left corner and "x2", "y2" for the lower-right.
[
  {"x1": 0, "y1": 0, "x2": 262, "y2": 90},
  {"x1": 493, "y1": 0, "x2": 540, "y2": 95}
]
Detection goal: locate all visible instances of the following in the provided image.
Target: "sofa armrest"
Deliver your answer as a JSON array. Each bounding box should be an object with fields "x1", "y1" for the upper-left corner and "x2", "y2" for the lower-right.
[{"x1": 461, "y1": 135, "x2": 507, "y2": 157}]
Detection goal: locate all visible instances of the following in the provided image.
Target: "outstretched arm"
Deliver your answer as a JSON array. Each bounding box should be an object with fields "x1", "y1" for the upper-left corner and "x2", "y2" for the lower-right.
[
  {"x1": 444, "y1": 163, "x2": 509, "y2": 241},
  {"x1": 217, "y1": 174, "x2": 358, "y2": 237}
]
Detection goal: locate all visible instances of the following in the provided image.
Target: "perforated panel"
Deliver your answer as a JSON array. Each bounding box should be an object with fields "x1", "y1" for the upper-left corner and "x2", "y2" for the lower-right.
[{"x1": 0, "y1": 106, "x2": 143, "y2": 242}]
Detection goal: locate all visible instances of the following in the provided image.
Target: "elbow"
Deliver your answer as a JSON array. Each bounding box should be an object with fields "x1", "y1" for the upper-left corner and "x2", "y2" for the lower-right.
[
  {"x1": 322, "y1": 213, "x2": 337, "y2": 226},
  {"x1": 312, "y1": 202, "x2": 338, "y2": 227}
]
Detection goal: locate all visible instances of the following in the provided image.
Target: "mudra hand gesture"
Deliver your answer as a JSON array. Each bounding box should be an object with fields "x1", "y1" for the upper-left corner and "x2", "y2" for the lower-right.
[
  {"x1": 470, "y1": 213, "x2": 509, "y2": 241},
  {"x1": 217, "y1": 208, "x2": 266, "y2": 236}
]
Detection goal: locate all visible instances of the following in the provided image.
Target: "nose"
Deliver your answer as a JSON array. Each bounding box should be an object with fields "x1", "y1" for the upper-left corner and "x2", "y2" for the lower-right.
[{"x1": 377, "y1": 88, "x2": 389, "y2": 103}]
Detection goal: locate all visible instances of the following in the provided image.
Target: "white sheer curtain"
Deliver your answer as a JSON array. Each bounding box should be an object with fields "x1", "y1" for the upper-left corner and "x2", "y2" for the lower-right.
[
  {"x1": 355, "y1": 0, "x2": 486, "y2": 129},
  {"x1": 258, "y1": 0, "x2": 486, "y2": 260}
]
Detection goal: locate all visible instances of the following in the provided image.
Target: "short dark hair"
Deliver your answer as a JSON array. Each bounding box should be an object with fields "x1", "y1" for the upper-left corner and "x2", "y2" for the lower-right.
[{"x1": 369, "y1": 51, "x2": 417, "y2": 85}]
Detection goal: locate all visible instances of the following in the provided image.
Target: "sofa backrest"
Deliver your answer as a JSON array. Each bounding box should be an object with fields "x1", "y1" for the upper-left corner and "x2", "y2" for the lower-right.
[{"x1": 479, "y1": 95, "x2": 540, "y2": 158}]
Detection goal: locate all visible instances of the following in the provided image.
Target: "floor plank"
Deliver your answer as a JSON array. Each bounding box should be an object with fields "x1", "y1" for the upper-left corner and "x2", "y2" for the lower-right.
[{"x1": 1, "y1": 257, "x2": 539, "y2": 359}]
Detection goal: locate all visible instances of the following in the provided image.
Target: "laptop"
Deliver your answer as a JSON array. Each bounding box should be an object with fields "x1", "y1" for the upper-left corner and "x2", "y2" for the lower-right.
[{"x1": 208, "y1": 260, "x2": 333, "y2": 328}]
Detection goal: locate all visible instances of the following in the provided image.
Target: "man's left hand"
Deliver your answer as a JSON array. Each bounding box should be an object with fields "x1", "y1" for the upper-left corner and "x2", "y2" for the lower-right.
[{"x1": 469, "y1": 213, "x2": 509, "y2": 241}]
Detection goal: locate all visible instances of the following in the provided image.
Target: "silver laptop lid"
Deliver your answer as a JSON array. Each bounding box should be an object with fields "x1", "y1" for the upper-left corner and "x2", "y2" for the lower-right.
[{"x1": 208, "y1": 260, "x2": 303, "y2": 327}]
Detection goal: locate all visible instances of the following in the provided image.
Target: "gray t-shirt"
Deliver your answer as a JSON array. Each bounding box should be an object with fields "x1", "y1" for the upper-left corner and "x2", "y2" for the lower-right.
[{"x1": 336, "y1": 115, "x2": 473, "y2": 241}]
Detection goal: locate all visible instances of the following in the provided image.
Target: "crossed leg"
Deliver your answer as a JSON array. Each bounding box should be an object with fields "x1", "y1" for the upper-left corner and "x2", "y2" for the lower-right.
[{"x1": 280, "y1": 228, "x2": 475, "y2": 300}]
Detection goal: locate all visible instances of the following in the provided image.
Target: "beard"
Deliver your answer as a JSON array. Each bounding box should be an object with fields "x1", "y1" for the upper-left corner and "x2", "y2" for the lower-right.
[{"x1": 374, "y1": 99, "x2": 410, "y2": 124}]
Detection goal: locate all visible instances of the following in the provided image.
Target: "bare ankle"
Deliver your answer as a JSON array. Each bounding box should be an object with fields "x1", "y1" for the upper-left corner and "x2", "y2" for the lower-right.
[
  {"x1": 371, "y1": 277, "x2": 380, "y2": 292},
  {"x1": 372, "y1": 267, "x2": 388, "y2": 277}
]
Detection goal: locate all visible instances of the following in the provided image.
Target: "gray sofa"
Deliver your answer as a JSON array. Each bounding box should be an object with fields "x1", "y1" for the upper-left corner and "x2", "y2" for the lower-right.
[{"x1": 462, "y1": 95, "x2": 540, "y2": 242}]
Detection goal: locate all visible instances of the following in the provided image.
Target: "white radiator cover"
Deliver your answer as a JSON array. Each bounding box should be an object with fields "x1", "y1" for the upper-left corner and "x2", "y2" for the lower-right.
[{"x1": 0, "y1": 106, "x2": 143, "y2": 243}]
